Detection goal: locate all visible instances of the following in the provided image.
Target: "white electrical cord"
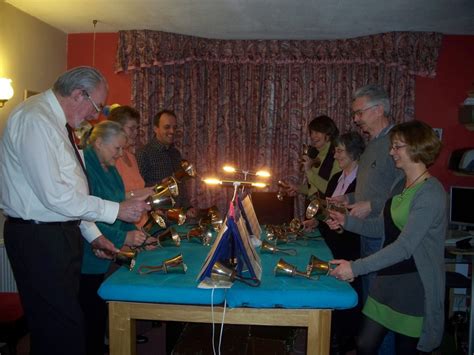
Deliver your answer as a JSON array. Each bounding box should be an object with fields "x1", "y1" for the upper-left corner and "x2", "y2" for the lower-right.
[
  {"x1": 211, "y1": 287, "x2": 216, "y2": 355},
  {"x1": 218, "y1": 296, "x2": 227, "y2": 355},
  {"x1": 210, "y1": 287, "x2": 228, "y2": 355}
]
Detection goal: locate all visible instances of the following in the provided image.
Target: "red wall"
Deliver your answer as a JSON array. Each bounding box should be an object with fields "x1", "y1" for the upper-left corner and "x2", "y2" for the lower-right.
[
  {"x1": 416, "y1": 35, "x2": 474, "y2": 189},
  {"x1": 67, "y1": 33, "x2": 131, "y2": 106},
  {"x1": 67, "y1": 33, "x2": 474, "y2": 188}
]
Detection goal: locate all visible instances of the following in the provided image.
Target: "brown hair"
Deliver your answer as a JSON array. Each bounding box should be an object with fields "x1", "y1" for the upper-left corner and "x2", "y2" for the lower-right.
[
  {"x1": 308, "y1": 115, "x2": 339, "y2": 141},
  {"x1": 389, "y1": 120, "x2": 442, "y2": 167},
  {"x1": 108, "y1": 106, "x2": 140, "y2": 126},
  {"x1": 153, "y1": 109, "x2": 176, "y2": 127}
]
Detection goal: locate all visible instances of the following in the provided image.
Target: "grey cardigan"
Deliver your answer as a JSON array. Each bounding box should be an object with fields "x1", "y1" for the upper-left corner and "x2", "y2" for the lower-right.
[
  {"x1": 346, "y1": 177, "x2": 447, "y2": 352},
  {"x1": 347, "y1": 125, "x2": 404, "y2": 217}
]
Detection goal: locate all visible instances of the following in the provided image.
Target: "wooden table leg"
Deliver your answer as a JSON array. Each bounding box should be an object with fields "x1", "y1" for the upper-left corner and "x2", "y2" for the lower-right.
[
  {"x1": 108, "y1": 302, "x2": 136, "y2": 355},
  {"x1": 307, "y1": 310, "x2": 331, "y2": 355}
]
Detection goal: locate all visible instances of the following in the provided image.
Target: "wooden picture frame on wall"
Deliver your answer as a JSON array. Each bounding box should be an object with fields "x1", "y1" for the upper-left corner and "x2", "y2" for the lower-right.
[{"x1": 24, "y1": 89, "x2": 39, "y2": 100}]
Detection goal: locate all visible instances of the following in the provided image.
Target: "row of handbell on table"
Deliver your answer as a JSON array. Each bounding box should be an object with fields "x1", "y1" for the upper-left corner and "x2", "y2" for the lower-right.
[{"x1": 114, "y1": 245, "x2": 333, "y2": 284}]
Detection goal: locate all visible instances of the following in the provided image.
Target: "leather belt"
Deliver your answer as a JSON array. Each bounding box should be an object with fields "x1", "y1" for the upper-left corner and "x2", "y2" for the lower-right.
[{"x1": 7, "y1": 217, "x2": 80, "y2": 227}]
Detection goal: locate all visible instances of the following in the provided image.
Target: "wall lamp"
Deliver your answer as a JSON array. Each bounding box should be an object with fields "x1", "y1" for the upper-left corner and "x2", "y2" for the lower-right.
[{"x1": 0, "y1": 78, "x2": 14, "y2": 108}]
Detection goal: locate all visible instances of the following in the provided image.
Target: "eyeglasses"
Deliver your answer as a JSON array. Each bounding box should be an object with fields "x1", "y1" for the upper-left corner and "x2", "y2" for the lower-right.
[
  {"x1": 351, "y1": 104, "x2": 379, "y2": 118},
  {"x1": 82, "y1": 90, "x2": 103, "y2": 113},
  {"x1": 390, "y1": 144, "x2": 408, "y2": 151}
]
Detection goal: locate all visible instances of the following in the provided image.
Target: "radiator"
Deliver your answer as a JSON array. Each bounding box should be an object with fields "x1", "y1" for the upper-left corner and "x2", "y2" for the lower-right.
[{"x1": 0, "y1": 241, "x2": 17, "y2": 292}]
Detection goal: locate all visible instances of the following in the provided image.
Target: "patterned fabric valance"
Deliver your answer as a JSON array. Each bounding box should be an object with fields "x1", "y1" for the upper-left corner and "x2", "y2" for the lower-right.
[{"x1": 116, "y1": 30, "x2": 442, "y2": 78}]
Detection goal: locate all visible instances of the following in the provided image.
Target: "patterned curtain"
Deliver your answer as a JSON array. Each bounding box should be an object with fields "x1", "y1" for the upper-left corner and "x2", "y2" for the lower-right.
[{"x1": 116, "y1": 30, "x2": 442, "y2": 214}]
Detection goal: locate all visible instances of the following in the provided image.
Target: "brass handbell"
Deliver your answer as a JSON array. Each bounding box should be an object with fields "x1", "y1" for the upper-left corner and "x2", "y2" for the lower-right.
[
  {"x1": 157, "y1": 227, "x2": 181, "y2": 247},
  {"x1": 264, "y1": 225, "x2": 285, "y2": 241},
  {"x1": 173, "y1": 160, "x2": 197, "y2": 182},
  {"x1": 186, "y1": 226, "x2": 212, "y2": 246},
  {"x1": 166, "y1": 208, "x2": 187, "y2": 225},
  {"x1": 146, "y1": 192, "x2": 176, "y2": 211},
  {"x1": 198, "y1": 206, "x2": 223, "y2": 232},
  {"x1": 306, "y1": 254, "x2": 333, "y2": 276},
  {"x1": 306, "y1": 197, "x2": 345, "y2": 234},
  {"x1": 114, "y1": 250, "x2": 137, "y2": 271},
  {"x1": 300, "y1": 144, "x2": 321, "y2": 169},
  {"x1": 302, "y1": 143, "x2": 319, "y2": 160},
  {"x1": 211, "y1": 261, "x2": 260, "y2": 287},
  {"x1": 138, "y1": 253, "x2": 187, "y2": 275},
  {"x1": 276, "y1": 180, "x2": 289, "y2": 201},
  {"x1": 260, "y1": 240, "x2": 297, "y2": 256},
  {"x1": 274, "y1": 258, "x2": 312, "y2": 279},
  {"x1": 142, "y1": 211, "x2": 166, "y2": 236},
  {"x1": 288, "y1": 218, "x2": 305, "y2": 234},
  {"x1": 153, "y1": 176, "x2": 179, "y2": 196},
  {"x1": 147, "y1": 177, "x2": 179, "y2": 210}
]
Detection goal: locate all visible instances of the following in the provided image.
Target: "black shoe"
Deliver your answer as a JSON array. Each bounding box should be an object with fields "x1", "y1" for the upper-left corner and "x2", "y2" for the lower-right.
[{"x1": 136, "y1": 334, "x2": 149, "y2": 344}]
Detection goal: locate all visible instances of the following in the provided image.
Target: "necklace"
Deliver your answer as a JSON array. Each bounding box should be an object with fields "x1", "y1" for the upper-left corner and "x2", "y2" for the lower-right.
[{"x1": 399, "y1": 169, "x2": 428, "y2": 199}]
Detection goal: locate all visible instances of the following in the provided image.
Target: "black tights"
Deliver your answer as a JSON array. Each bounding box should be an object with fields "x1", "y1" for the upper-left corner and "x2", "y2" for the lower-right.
[{"x1": 357, "y1": 315, "x2": 420, "y2": 355}]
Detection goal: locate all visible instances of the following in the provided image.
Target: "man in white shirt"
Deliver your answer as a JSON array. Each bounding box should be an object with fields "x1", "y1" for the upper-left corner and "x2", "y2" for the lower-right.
[{"x1": 0, "y1": 66, "x2": 149, "y2": 355}]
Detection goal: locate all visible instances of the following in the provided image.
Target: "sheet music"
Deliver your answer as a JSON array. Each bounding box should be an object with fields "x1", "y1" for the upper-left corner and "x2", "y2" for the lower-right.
[
  {"x1": 242, "y1": 194, "x2": 262, "y2": 238},
  {"x1": 235, "y1": 213, "x2": 262, "y2": 280},
  {"x1": 196, "y1": 217, "x2": 229, "y2": 282}
]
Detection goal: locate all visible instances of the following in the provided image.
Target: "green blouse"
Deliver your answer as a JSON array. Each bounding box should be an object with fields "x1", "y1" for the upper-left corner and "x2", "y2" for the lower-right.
[{"x1": 81, "y1": 145, "x2": 135, "y2": 274}]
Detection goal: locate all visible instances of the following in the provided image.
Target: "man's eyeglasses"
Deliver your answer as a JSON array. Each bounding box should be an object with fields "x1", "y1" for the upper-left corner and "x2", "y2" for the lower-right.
[
  {"x1": 82, "y1": 90, "x2": 103, "y2": 113},
  {"x1": 351, "y1": 104, "x2": 379, "y2": 118},
  {"x1": 390, "y1": 144, "x2": 408, "y2": 151}
]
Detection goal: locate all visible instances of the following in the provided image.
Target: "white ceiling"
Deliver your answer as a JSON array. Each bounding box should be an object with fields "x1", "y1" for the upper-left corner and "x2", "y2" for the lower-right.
[{"x1": 5, "y1": 0, "x2": 474, "y2": 40}]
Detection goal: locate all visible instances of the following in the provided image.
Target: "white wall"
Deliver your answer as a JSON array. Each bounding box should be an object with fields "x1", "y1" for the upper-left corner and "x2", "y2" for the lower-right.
[
  {"x1": 0, "y1": 2, "x2": 67, "y2": 239},
  {"x1": 0, "y1": 2, "x2": 67, "y2": 135}
]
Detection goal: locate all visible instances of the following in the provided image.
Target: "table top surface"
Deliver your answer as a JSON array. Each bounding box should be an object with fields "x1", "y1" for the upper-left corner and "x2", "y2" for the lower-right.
[{"x1": 98, "y1": 224, "x2": 358, "y2": 310}]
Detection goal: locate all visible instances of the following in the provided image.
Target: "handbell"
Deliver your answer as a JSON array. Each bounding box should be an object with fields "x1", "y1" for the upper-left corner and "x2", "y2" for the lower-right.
[
  {"x1": 211, "y1": 261, "x2": 236, "y2": 283},
  {"x1": 173, "y1": 160, "x2": 197, "y2": 182},
  {"x1": 306, "y1": 197, "x2": 345, "y2": 234},
  {"x1": 211, "y1": 261, "x2": 260, "y2": 287},
  {"x1": 138, "y1": 253, "x2": 187, "y2": 275},
  {"x1": 146, "y1": 192, "x2": 176, "y2": 210},
  {"x1": 300, "y1": 144, "x2": 321, "y2": 169},
  {"x1": 276, "y1": 180, "x2": 289, "y2": 201},
  {"x1": 274, "y1": 258, "x2": 312, "y2": 279},
  {"x1": 166, "y1": 208, "x2": 187, "y2": 225},
  {"x1": 198, "y1": 206, "x2": 223, "y2": 232},
  {"x1": 186, "y1": 226, "x2": 212, "y2": 246},
  {"x1": 142, "y1": 211, "x2": 166, "y2": 235},
  {"x1": 260, "y1": 240, "x2": 297, "y2": 256},
  {"x1": 157, "y1": 227, "x2": 181, "y2": 247},
  {"x1": 288, "y1": 218, "x2": 304, "y2": 234},
  {"x1": 114, "y1": 250, "x2": 137, "y2": 271},
  {"x1": 306, "y1": 254, "x2": 333, "y2": 276},
  {"x1": 153, "y1": 176, "x2": 179, "y2": 196},
  {"x1": 302, "y1": 143, "x2": 319, "y2": 160}
]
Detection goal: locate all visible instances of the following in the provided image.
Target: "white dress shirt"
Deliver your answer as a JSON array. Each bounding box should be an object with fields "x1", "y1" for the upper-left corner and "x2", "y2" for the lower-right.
[{"x1": 0, "y1": 89, "x2": 119, "y2": 242}]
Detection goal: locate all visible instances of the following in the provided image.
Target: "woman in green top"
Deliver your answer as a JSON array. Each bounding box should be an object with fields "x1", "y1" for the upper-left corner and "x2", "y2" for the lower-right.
[
  {"x1": 287, "y1": 115, "x2": 341, "y2": 198},
  {"x1": 327, "y1": 120, "x2": 445, "y2": 354},
  {"x1": 78, "y1": 121, "x2": 156, "y2": 355}
]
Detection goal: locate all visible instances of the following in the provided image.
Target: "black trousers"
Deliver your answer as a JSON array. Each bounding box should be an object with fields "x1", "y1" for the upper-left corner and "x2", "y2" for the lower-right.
[
  {"x1": 4, "y1": 221, "x2": 85, "y2": 355},
  {"x1": 79, "y1": 273, "x2": 107, "y2": 355}
]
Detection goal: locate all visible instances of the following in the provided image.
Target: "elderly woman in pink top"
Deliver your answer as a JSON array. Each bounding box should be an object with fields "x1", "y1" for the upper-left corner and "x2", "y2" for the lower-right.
[{"x1": 108, "y1": 106, "x2": 153, "y2": 225}]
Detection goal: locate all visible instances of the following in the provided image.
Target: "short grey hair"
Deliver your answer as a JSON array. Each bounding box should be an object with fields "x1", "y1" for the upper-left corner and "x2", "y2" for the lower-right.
[
  {"x1": 81, "y1": 120, "x2": 126, "y2": 147},
  {"x1": 53, "y1": 66, "x2": 107, "y2": 96},
  {"x1": 353, "y1": 84, "x2": 390, "y2": 116},
  {"x1": 334, "y1": 131, "x2": 366, "y2": 161}
]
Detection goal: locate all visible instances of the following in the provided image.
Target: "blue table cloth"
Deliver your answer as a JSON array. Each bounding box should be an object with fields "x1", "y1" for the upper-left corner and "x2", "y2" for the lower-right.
[{"x1": 98, "y1": 226, "x2": 357, "y2": 310}]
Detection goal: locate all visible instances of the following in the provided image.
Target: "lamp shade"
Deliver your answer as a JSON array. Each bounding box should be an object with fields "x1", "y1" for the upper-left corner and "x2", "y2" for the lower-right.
[{"x1": 0, "y1": 78, "x2": 14, "y2": 106}]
